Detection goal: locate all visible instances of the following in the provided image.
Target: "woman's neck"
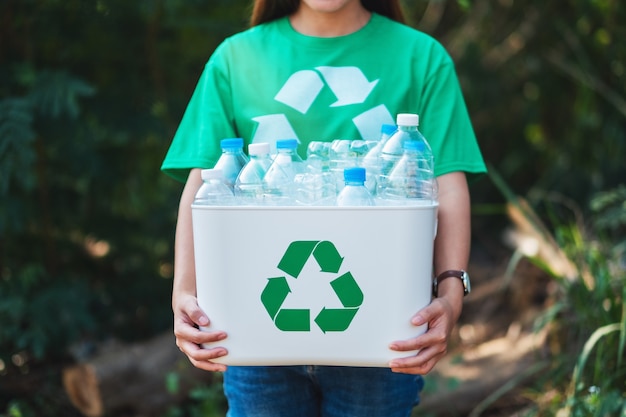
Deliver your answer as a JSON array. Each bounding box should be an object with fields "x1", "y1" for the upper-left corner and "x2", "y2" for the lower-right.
[{"x1": 289, "y1": 2, "x2": 372, "y2": 37}]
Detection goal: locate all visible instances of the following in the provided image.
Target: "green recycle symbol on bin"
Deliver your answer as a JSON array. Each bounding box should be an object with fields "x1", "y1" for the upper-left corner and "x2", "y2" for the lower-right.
[{"x1": 260, "y1": 240, "x2": 364, "y2": 333}]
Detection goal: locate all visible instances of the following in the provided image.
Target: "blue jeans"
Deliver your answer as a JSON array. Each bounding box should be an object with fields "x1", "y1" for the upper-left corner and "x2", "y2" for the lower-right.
[{"x1": 223, "y1": 365, "x2": 424, "y2": 417}]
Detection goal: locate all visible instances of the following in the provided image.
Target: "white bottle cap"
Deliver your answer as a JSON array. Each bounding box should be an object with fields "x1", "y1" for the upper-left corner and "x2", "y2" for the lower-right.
[
  {"x1": 201, "y1": 168, "x2": 223, "y2": 181},
  {"x1": 396, "y1": 113, "x2": 419, "y2": 127},
  {"x1": 248, "y1": 142, "x2": 270, "y2": 156}
]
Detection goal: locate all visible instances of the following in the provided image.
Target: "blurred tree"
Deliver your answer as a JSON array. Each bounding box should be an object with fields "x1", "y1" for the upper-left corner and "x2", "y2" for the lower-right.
[
  {"x1": 407, "y1": 0, "x2": 626, "y2": 203},
  {"x1": 0, "y1": 0, "x2": 250, "y2": 368}
]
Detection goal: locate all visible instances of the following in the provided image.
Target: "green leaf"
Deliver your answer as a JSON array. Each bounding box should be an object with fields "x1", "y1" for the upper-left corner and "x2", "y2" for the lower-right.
[
  {"x1": 28, "y1": 70, "x2": 95, "y2": 119},
  {"x1": 0, "y1": 98, "x2": 37, "y2": 194}
]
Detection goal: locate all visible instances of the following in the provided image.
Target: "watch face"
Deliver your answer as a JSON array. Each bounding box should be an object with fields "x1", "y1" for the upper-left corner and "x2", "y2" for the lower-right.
[{"x1": 462, "y1": 271, "x2": 471, "y2": 295}]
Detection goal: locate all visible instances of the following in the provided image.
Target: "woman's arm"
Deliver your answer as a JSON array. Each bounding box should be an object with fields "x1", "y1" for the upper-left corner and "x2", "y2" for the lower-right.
[{"x1": 172, "y1": 168, "x2": 228, "y2": 372}]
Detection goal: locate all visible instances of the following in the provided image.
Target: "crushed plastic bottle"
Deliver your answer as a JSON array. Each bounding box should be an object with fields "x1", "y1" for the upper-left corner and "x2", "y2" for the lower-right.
[{"x1": 194, "y1": 168, "x2": 236, "y2": 206}]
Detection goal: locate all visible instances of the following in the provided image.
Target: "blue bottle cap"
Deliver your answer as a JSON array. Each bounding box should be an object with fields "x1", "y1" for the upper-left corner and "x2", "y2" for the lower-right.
[
  {"x1": 381, "y1": 124, "x2": 397, "y2": 136},
  {"x1": 221, "y1": 138, "x2": 244, "y2": 150},
  {"x1": 344, "y1": 167, "x2": 366, "y2": 183},
  {"x1": 276, "y1": 139, "x2": 299, "y2": 149}
]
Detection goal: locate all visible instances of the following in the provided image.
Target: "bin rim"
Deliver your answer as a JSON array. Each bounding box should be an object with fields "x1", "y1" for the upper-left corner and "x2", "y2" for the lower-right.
[{"x1": 191, "y1": 203, "x2": 439, "y2": 211}]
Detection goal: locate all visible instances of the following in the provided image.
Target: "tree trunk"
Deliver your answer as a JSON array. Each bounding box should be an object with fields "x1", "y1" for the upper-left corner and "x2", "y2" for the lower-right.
[{"x1": 62, "y1": 332, "x2": 213, "y2": 417}]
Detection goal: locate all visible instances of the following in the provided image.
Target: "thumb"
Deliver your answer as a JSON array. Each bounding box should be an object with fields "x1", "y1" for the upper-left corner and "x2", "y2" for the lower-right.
[
  {"x1": 411, "y1": 300, "x2": 439, "y2": 326},
  {"x1": 193, "y1": 311, "x2": 210, "y2": 327},
  {"x1": 182, "y1": 296, "x2": 210, "y2": 327}
]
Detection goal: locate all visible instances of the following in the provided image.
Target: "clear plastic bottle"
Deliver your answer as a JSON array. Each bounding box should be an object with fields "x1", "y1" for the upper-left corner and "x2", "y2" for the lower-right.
[
  {"x1": 306, "y1": 141, "x2": 332, "y2": 171},
  {"x1": 362, "y1": 123, "x2": 397, "y2": 166},
  {"x1": 213, "y1": 138, "x2": 249, "y2": 190},
  {"x1": 295, "y1": 141, "x2": 336, "y2": 206},
  {"x1": 381, "y1": 123, "x2": 398, "y2": 142},
  {"x1": 262, "y1": 139, "x2": 304, "y2": 205},
  {"x1": 194, "y1": 169, "x2": 236, "y2": 206},
  {"x1": 379, "y1": 140, "x2": 437, "y2": 205},
  {"x1": 294, "y1": 166, "x2": 336, "y2": 206},
  {"x1": 350, "y1": 139, "x2": 377, "y2": 161},
  {"x1": 336, "y1": 167, "x2": 375, "y2": 207},
  {"x1": 234, "y1": 142, "x2": 273, "y2": 204},
  {"x1": 379, "y1": 114, "x2": 432, "y2": 194},
  {"x1": 329, "y1": 139, "x2": 357, "y2": 190},
  {"x1": 361, "y1": 123, "x2": 397, "y2": 194}
]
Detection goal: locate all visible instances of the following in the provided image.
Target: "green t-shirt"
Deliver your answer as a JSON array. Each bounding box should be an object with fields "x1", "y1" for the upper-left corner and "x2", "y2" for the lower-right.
[{"x1": 161, "y1": 13, "x2": 486, "y2": 182}]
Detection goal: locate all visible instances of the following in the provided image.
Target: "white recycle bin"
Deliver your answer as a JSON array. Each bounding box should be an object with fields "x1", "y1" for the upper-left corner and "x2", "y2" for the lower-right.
[{"x1": 191, "y1": 204, "x2": 438, "y2": 367}]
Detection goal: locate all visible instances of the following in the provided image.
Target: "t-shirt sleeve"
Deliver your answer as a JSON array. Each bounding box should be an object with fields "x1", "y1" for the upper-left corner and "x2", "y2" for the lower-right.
[
  {"x1": 160, "y1": 43, "x2": 238, "y2": 182},
  {"x1": 418, "y1": 51, "x2": 487, "y2": 181}
]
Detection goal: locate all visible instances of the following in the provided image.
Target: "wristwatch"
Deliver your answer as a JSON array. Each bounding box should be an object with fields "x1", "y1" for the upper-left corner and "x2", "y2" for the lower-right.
[{"x1": 432, "y1": 270, "x2": 471, "y2": 297}]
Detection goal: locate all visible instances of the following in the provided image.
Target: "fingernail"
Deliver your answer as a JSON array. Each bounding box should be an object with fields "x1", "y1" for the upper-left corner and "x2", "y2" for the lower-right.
[{"x1": 198, "y1": 316, "x2": 209, "y2": 326}]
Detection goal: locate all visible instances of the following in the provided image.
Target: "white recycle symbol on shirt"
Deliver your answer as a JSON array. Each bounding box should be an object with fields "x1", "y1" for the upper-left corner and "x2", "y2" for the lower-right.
[{"x1": 251, "y1": 66, "x2": 394, "y2": 147}]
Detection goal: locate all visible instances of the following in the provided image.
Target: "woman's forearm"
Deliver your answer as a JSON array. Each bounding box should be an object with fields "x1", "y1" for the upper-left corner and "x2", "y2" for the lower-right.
[
  {"x1": 172, "y1": 168, "x2": 203, "y2": 310},
  {"x1": 432, "y1": 171, "x2": 471, "y2": 321}
]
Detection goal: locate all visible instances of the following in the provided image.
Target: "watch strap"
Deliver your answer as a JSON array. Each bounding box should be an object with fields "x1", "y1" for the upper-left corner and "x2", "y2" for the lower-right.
[{"x1": 433, "y1": 270, "x2": 468, "y2": 297}]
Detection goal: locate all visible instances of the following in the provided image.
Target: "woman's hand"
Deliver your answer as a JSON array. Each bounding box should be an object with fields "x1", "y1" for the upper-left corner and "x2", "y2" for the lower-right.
[
  {"x1": 173, "y1": 293, "x2": 228, "y2": 372},
  {"x1": 387, "y1": 294, "x2": 458, "y2": 375}
]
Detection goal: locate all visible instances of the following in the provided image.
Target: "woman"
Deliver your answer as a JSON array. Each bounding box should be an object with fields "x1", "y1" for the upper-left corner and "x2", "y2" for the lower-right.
[{"x1": 161, "y1": 0, "x2": 486, "y2": 415}]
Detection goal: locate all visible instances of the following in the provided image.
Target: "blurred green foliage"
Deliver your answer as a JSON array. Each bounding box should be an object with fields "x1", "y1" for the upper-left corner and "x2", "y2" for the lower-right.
[
  {"x1": 0, "y1": 2, "x2": 251, "y2": 412},
  {"x1": 0, "y1": 0, "x2": 624, "y2": 415},
  {"x1": 506, "y1": 185, "x2": 625, "y2": 416}
]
